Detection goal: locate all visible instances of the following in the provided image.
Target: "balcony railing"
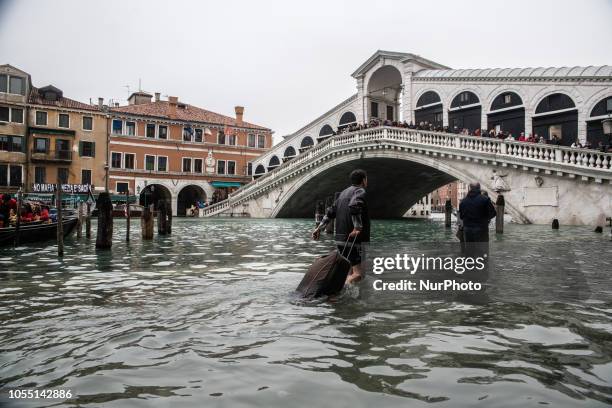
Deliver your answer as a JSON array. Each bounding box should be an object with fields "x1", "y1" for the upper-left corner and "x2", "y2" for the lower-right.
[{"x1": 30, "y1": 149, "x2": 72, "y2": 162}]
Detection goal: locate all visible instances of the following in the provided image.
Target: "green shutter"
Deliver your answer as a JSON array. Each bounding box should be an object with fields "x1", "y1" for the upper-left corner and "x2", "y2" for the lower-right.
[
  {"x1": 91, "y1": 142, "x2": 95, "y2": 157},
  {"x1": 78, "y1": 141, "x2": 83, "y2": 156}
]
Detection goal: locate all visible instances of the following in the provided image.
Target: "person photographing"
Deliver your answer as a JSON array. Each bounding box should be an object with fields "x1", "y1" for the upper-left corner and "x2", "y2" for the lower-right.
[{"x1": 312, "y1": 169, "x2": 370, "y2": 284}]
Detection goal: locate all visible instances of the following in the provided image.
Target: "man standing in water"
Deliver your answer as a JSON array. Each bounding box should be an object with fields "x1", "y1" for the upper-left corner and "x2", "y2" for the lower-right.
[
  {"x1": 459, "y1": 182, "x2": 496, "y2": 256},
  {"x1": 312, "y1": 169, "x2": 370, "y2": 284}
]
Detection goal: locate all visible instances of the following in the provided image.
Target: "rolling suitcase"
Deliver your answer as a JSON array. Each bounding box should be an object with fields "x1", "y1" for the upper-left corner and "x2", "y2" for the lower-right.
[{"x1": 296, "y1": 236, "x2": 357, "y2": 298}]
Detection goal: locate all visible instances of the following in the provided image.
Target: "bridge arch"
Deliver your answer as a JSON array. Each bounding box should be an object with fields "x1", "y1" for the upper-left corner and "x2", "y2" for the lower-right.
[
  {"x1": 254, "y1": 164, "x2": 266, "y2": 178},
  {"x1": 283, "y1": 145, "x2": 297, "y2": 161},
  {"x1": 299, "y1": 135, "x2": 315, "y2": 152},
  {"x1": 415, "y1": 90, "x2": 443, "y2": 128},
  {"x1": 338, "y1": 111, "x2": 357, "y2": 130},
  {"x1": 272, "y1": 148, "x2": 527, "y2": 223},
  {"x1": 586, "y1": 94, "x2": 612, "y2": 146},
  {"x1": 318, "y1": 124, "x2": 335, "y2": 142},
  {"x1": 267, "y1": 155, "x2": 281, "y2": 171},
  {"x1": 366, "y1": 64, "x2": 403, "y2": 122},
  {"x1": 532, "y1": 92, "x2": 578, "y2": 145},
  {"x1": 448, "y1": 90, "x2": 482, "y2": 133},
  {"x1": 487, "y1": 90, "x2": 525, "y2": 136}
]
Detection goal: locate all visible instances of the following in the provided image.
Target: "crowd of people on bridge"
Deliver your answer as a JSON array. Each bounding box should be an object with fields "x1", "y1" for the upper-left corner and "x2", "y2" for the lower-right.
[{"x1": 326, "y1": 119, "x2": 609, "y2": 152}]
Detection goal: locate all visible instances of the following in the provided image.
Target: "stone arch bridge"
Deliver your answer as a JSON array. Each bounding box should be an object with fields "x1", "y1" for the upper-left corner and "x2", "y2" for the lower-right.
[{"x1": 203, "y1": 127, "x2": 612, "y2": 226}]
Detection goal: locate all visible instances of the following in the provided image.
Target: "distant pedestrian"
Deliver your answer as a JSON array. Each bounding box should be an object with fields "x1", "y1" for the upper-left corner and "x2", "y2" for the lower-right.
[{"x1": 459, "y1": 182, "x2": 496, "y2": 257}]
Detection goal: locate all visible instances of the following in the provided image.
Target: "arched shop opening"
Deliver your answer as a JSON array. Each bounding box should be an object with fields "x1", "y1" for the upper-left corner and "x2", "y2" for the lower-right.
[
  {"x1": 299, "y1": 136, "x2": 314, "y2": 153},
  {"x1": 532, "y1": 93, "x2": 577, "y2": 146},
  {"x1": 318, "y1": 124, "x2": 334, "y2": 142},
  {"x1": 415, "y1": 91, "x2": 443, "y2": 128},
  {"x1": 254, "y1": 164, "x2": 266, "y2": 179},
  {"x1": 367, "y1": 65, "x2": 403, "y2": 122},
  {"x1": 448, "y1": 91, "x2": 481, "y2": 133},
  {"x1": 487, "y1": 91, "x2": 525, "y2": 136},
  {"x1": 338, "y1": 111, "x2": 357, "y2": 131},
  {"x1": 139, "y1": 184, "x2": 171, "y2": 210},
  {"x1": 177, "y1": 185, "x2": 206, "y2": 216},
  {"x1": 283, "y1": 146, "x2": 297, "y2": 162},
  {"x1": 586, "y1": 96, "x2": 612, "y2": 147},
  {"x1": 268, "y1": 155, "x2": 280, "y2": 171}
]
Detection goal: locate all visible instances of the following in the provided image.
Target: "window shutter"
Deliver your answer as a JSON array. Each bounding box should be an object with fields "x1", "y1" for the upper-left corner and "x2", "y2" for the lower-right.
[
  {"x1": 78, "y1": 141, "x2": 83, "y2": 156},
  {"x1": 91, "y1": 142, "x2": 95, "y2": 157}
]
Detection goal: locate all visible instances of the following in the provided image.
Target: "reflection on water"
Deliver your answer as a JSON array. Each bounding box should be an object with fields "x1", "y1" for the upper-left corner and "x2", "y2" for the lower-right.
[{"x1": 0, "y1": 218, "x2": 611, "y2": 407}]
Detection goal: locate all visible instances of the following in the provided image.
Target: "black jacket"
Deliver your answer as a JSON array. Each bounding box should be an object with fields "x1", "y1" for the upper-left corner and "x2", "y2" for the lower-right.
[
  {"x1": 458, "y1": 190, "x2": 497, "y2": 229},
  {"x1": 323, "y1": 185, "x2": 370, "y2": 243}
]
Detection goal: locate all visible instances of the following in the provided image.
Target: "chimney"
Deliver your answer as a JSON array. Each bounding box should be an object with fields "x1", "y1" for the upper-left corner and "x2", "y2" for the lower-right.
[
  {"x1": 235, "y1": 106, "x2": 244, "y2": 125},
  {"x1": 168, "y1": 96, "x2": 178, "y2": 118},
  {"x1": 98, "y1": 97, "x2": 104, "y2": 109},
  {"x1": 155, "y1": 92, "x2": 160, "y2": 102}
]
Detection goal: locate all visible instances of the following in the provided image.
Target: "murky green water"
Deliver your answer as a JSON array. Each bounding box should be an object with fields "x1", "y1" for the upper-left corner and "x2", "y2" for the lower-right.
[{"x1": 0, "y1": 218, "x2": 611, "y2": 407}]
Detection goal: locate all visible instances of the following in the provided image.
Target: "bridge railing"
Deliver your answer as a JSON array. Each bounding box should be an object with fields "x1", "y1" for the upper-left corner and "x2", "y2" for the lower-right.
[{"x1": 202, "y1": 127, "x2": 612, "y2": 216}]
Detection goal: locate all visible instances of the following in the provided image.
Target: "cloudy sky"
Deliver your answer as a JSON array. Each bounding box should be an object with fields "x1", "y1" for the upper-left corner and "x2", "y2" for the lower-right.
[{"x1": 1, "y1": 0, "x2": 610, "y2": 140}]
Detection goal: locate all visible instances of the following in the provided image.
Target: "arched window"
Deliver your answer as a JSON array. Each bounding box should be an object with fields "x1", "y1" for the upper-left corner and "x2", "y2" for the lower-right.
[
  {"x1": 450, "y1": 91, "x2": 480, "y2": 108},
  {"x1": 283, "y1": 146, "x2": 296, "y2": 158},
  {"x1": 415, "y1": 91, "x2": 443, "y2": 127},
  {"x1": 416, "y1": 91, "x2": 441, "y2": 108},
  {"x1": 300, "y1": 136, "x2": 314, "y2": 148},
  {"x1": 254, "y1": 164, "x2": 265, "y2": 174},
  {"x1": 268, "y1": 155, "x2": 280, "y2": 168},
  {"x1": 319, "y1": 125, "x2": 334, "y2": 138},
  {"x1": 535, "y1": 93, "x2": 575, "y2": 114},
  {"x1": 339, "y1": 112, "x2": 356, "y2": 126},
  {"x1": 490, "y1": 92, "x2": 523, "y2": 111}
]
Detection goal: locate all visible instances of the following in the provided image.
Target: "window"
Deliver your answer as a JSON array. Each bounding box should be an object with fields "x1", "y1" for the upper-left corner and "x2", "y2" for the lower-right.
[
  {"x1": 34, "y1": 166, "x2": 46, "y2": 184},
  {"x1": 0, "y1": 106, "x2": 8, "y2": 122},
  {"x1": 183, "y1": 127, "x2": 193, "y2": 142},
  {"x1": 112, "y1": 119, "x2": 123, "y2": 135},
  {"x1": 0, "y1": 164, "x2": 6, "y2": 186},
  {"x1": 0, "y1": 75, "x2": 6, "y2": 93},
  {"x1": 34, "y1": 138, "x2": 49, "y2": 153},
  {"x1": 11, "y1": 136, "x2": 22, "y2": 152},
  {"x1": 116, "y1": 182, "x2": 129, "y2": 193},
  {"x1": 194, "y1": 158, "x2": 203, "y2": 173},
  {"x1": 9, "y1": 165, "x2": 22, "y2": 186},
  {"x1": 145, "y1": 155, "x2": 155, "y2": 171},
  {"x1": 218, "y1": 130, "x2": 226, "y2": 145},
  {"x1": 125, "y1": 121, "x2": 136, "y2": 136},
  {"x1": 0, "y1": 135, "x2": 23, "y2": 152},
  {"x1": 81, "y1": 169, "x2": 92, "y2": 185},
  {"x1": 248, "y1": 134, "x2": 256, "y2": 147},
  {"x1": 146, "y1": 123, "x2": 156, "y2": 138},
  {"x1": 194, "y1": 129, "x2": 203, "y2": 143},
  {"x1": 58, "y1": 113, "x2": 70, "y2": 128},
  {"x1": 257, "y1": 135, "x2": 265, "y2": 148},
  {"x1": 57, "y1": 167, "x2": 69, "y2": 184},
  {"x1": 36, "y1": 111, "x2": 48, "y2": 126},
  {"x1": 111, "y1": 152, "x2": 122, "y2": 168},
  {"x1": 217, "y1": 159, "x2": 226, "y2": 175},
  {"x1": 247, "y1": 162, "x2": 252, "y2": 175},
  {"x1": 157, "y1": 156, "x2": 167, "y2": 172},
  {"x1": 434, "y1": 112, "x2": 443, "y2": 123},
  {"x1": 227, "y1": 161, "x2": 236, "y2": 175},
  {"x1": 504, "y1": 94, "x2": 512, "y2": 104},
  {"x1": 9, "y1": 76, "x2": 25, "y2": 95},
  {"x1": 11, "y1": 108, "x2": 23, "y2": 123},
  {"x1": 82, "y1": 116, "x2": 93, "y2": 130},
  {"x1": 124, "y1": 153, "x2": 135, "y2": 169},
  {"x1": 386, "y1": 105, "x2": 394, "y2": 121},
  {"x1": 158, "y1": 125, "x2": 168, "y2": 139},
  {"x1": 80, "y1": 141, "x2": 95, "y2": 157},
  {"x1": 228, "y1": 134, "x2": 237, "y2": 146},
  {"x1": 182, "y1": 157, "x2": 192, "y2": 172}
]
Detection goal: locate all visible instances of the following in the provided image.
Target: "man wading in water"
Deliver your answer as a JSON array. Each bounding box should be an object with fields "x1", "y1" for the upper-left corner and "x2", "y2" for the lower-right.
[{"x1": 312, "y1": 169, "x2": 370, "y2": 284}]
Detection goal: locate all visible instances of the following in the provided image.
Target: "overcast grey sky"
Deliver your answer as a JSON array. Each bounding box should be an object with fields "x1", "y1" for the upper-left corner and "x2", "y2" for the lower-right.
[{"x1": 1, "y1": 0, "x2": 611, "y2": 140}]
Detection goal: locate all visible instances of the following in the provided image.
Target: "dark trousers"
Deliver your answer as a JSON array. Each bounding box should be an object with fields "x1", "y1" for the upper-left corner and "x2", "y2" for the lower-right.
[{"x1": 463, "y1": 226, "x2": 490, "y2": 259}]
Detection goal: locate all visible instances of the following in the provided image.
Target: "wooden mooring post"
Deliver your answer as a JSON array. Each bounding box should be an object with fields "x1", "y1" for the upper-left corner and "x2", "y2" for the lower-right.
[
  {"x1": 125, "y1": 190, "x2": 131, "y2": 242},
  {"x1": 85, "y1": 202, "x2": 91, "y2": 239},
  {"x1": 96, "y1": 192, "x2": 113, "y2": 249},
  {"x1": 76, "y1": 201, "x2": 83, "y2": 238},
  {"x1": 56, "y1": 183, "x2": 64, "y2": 257},
  {"x1": 141, "y1": 205, "x2": 154, "y2": 240},
  {"x1": 14, "y1": 189, "x2": 22, "y2": 247},
  {"x1": 444, "y1": 199, "x2": 452, "y2": 228},
  {"x1": 495, "y1": 194, "x2": 505, "y2": 234}
]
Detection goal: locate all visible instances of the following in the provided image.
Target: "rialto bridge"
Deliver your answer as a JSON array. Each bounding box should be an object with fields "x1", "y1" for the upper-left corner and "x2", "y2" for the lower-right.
[
  {"x1": 202, "y1": 126, "x2": 612, "y2": 226},
  {"x1": 202, "y1": 50, "x2": 612, "y2": 225}
]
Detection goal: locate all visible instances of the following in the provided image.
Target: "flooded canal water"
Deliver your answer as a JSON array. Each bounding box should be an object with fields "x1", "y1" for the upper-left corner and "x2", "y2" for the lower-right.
[{"x1": 0, "y1": 218, "x2": 611, "y2": 407}]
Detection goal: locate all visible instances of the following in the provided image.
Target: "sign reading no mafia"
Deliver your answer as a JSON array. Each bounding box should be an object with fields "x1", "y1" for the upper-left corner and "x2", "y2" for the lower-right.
[{"x1": 32, "y1": 183, "x2": 92, "y2": 194}]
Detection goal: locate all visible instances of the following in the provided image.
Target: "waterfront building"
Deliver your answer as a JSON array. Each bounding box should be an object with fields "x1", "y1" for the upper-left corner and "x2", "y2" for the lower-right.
[
  {"x1": 0, "y1": 64, "x2": 30, "y2": 194},
  {"x1": 108, "y1": 93, "x2": 272, "y2": 215},
  {"x1": 27, "y1": 86, "x2": 107, "y2": 196}
]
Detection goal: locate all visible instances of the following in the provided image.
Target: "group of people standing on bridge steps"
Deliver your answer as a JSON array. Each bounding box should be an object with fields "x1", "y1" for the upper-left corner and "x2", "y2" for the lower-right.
[{"x1": 309, "y1": 169, "x2": 497, "y2": 291}]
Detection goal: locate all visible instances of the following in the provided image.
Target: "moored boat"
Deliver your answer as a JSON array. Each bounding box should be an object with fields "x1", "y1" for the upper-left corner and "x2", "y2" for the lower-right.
[{"x1": 0, "y1": 215, "x2": 78, "y2": 247}]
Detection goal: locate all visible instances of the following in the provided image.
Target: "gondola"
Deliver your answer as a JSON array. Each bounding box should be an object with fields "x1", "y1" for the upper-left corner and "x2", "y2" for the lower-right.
[{"x1": 0, "y1": 215, "x2": 78, "y2": 247}]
